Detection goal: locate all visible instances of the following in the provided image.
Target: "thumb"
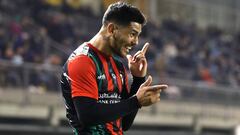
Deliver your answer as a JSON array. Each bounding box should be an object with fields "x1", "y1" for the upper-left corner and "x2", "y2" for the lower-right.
[
  {"x1": 126, "y1": 54, "x2": 132, "y2": 62},
  {"x1": 140, "y1": 75, "x2": 152, "y2": 88}
]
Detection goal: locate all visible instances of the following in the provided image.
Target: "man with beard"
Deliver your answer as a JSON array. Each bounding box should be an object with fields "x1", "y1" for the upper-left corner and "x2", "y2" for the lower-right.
[{"x1": 60, "y1": 2, "x2": 168, "y2": 135}]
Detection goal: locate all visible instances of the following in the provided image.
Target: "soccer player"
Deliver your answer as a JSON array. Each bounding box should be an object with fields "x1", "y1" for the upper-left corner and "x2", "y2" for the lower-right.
[{"x1": 60, "y1": 2, "x2": 168, "y2": 135}]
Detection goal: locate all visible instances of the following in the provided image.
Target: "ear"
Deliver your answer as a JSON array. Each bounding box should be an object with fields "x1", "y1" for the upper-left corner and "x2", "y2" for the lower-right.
[{"x1": 106, "y1": 23, "x2": 116, "y2": 35}]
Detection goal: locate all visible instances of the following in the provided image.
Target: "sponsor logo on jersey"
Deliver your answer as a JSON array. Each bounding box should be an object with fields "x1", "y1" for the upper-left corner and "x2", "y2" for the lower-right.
[
  {"x1": 98, "y1": 92, "x2": 121, "y2": 104},
  {"x1": 97, "y1": 74, "x2": 106, "y2": 80}
]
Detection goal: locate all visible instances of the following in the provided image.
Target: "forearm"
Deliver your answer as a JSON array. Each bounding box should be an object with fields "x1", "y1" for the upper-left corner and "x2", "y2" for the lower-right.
[
  {"x1": 73, "y1": 76, "x2": 145, "y2": 127},
  {"x1": 73, "y1": 96, "x2": 140, "y2": 127},
  {"x1": 121, "y1": 76, "x2": 145, "y2": 130},
  {"x1": 128, "y1": 76, "x2": 146, "y2": 97},
  {"x1": 122, "y1": 109, "x2": 138, "y2": 131}
]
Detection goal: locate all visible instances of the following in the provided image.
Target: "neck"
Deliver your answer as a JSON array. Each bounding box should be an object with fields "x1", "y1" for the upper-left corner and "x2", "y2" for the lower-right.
[{"x1": 89, "y1": 26, "x2": 113, "y2": 56}]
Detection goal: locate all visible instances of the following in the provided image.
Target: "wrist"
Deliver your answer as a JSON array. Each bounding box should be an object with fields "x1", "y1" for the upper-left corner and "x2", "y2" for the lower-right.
[
  {"x1": 132, "y1": 75, "x2": 146, "y2": 84},
  {"x1": 132, "y1": 95, "x2": 142, "y2": 108},
  {"x1": 132, "y1": 75, "x2": 146, "y2": 81}
]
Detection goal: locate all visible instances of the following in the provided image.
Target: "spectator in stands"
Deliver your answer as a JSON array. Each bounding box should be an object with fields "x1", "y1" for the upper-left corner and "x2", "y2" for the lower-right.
[{"x1": 0, "y1": 0, "x2": 239, "y2": 89}]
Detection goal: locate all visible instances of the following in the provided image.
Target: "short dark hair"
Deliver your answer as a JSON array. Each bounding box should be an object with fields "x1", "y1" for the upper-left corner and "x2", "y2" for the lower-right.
[{"x1": 102, "y1": 2, "x2": 146, "y2": 26}]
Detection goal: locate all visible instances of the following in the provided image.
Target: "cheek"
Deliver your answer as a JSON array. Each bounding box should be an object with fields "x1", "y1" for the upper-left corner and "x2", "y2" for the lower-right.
[{"x1": 118, "y1": 35, "x2": 130, "y2": 46}]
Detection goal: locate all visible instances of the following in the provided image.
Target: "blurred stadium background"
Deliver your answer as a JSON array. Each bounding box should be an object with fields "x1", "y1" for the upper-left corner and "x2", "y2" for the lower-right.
[{"x1": 0, "y1": 0, "x2": 240, "y2": 135}]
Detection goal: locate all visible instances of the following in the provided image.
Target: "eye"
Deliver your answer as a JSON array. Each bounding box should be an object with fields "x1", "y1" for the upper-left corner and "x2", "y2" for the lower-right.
[{"x1": 130, "y1": 32, "x2": 136, "y2": 37}]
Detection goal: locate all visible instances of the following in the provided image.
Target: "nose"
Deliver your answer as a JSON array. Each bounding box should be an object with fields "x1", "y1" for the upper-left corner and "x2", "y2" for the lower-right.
[{"x1": 132, "y1": 36, "x2": 138, "y2": 45}]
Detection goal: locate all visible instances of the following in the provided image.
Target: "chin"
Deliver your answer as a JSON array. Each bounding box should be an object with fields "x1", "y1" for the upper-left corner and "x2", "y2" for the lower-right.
[
  {"x1": 113, "y1": 50, "x2": 125, "y2": 58},
  {"x1": 120, "y1": 51, "x2": 127, "y2": 58},
  {"x1": 116, "y1": 53, "x2": 125, "y2": 58}
]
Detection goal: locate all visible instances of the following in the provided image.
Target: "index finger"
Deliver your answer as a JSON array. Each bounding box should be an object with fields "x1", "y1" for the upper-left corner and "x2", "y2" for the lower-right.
[
  {"x1": 141, "y1": 42, "x2": 150, "y2": 55},
  {"x1": 146, "y1": 84, "x2": 168, "y2": 91}
]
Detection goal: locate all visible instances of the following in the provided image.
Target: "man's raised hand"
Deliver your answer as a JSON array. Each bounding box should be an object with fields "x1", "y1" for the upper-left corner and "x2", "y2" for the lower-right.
[
  {"x1": 136, "y1": 76, "x2": 168, "y2": 106},
  {"x1": 126, "y1": 42, "x2": 149, "y2": 77}
]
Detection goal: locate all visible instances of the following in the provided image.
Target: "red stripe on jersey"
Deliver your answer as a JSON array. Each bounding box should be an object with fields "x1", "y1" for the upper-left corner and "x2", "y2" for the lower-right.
[
  {"x1": 116, "y1": 118, "x2": 123, "y2": 135},
  {"x1": 97, "y1": 53, "x2": 114, "y2": 91},
  {"x1": 123, "y1": 66, "x2": 130, "y2": 93},
  {"x1": 106, "y1": 122, "x2": 118, "y2": 135},
  {"x1": 110, "y1": 57, "x2": 122, "y2": 92},
  {"x1": 88, "y1": 43, "x2": 114, "y2": 91}
]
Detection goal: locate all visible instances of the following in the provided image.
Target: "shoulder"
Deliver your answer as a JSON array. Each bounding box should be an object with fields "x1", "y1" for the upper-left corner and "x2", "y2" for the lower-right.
[
  {"x1": 67, "y1": 54, "x2": 96, "y2": 78},
  {"x1": 67, "y1": 43, "x2": 96, "y2": 71},
  {"x1": 68, "y1": 43, "x2": 91, "y2": 61}
]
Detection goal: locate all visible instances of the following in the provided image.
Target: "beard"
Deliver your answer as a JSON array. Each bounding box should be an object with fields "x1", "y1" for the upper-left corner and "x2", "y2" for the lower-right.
[{"x1": 111, "y1": 34, "x2": 126, "y2": 57}]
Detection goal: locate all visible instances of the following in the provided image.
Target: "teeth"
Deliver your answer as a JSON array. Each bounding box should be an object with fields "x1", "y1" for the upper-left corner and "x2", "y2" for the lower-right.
[
  {"x1": 126, "y1": 47, "x2": 132, "y2": 50},
  {"x1": 125, "y1": 46, "x2": 132, "y2": 53}
]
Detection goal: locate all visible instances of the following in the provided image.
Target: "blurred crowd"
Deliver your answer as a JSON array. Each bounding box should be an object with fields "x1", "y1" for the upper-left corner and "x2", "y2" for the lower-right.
[
  {"x1": 0, "y1": 0, "x2": 239, "y2": 91},
  {"x1": 147, "y1": 19, "x2": 240, "y2": 88}
]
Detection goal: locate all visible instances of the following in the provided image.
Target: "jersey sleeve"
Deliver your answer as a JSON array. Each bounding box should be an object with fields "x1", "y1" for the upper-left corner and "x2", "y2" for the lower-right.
[{"x1": 67, "y1": 55, "x2": 98, "y2": 99}]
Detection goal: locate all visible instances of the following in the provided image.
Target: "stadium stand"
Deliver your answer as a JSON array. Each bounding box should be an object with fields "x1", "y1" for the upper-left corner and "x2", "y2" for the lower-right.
[{"x1": 0, "y1": 0, "x2": 239, "y2": 89}]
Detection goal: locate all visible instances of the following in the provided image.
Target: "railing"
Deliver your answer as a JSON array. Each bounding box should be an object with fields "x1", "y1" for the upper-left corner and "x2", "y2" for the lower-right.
[
  {"x1": 0, "y1": 59, "x2": 62, "y2": 92},
  {"x1": 1, "y1": 59, "x2": 240, "y2": 106},
  {"x1": 157, "y1": 77, "x2": 240, "y2": 106}
]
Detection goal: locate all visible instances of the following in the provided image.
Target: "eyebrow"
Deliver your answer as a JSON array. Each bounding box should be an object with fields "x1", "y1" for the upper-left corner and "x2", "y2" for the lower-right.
[{"x1": 132, "y1": 29, "x2": 141, "y2": 35}]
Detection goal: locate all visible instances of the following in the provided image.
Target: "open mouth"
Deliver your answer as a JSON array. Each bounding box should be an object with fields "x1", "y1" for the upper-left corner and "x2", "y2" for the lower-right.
[{"x1": 125, "y1": 46, "x2": 132, "y2": 53}]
